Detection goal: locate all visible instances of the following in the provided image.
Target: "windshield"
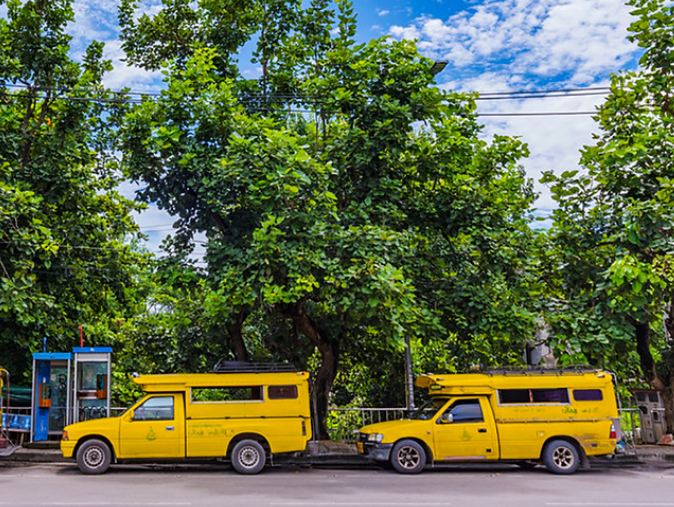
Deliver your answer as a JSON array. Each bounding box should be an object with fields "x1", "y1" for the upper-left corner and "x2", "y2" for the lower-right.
[
  {"x1": 118, "y1": 394, "x2": 149, "y2": 417},
  {"x1": 410, "y1": 398, "x2": 447, "y2": 420}
]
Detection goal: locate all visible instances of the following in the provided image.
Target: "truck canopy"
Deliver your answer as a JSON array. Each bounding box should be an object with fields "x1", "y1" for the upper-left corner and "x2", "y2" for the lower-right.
[
  {"x1": 416, "y1": 370, "x2": 614, "y2": 396},
  {"x1": 132, "y1": 371, "x2": 310, "y2": 392}
]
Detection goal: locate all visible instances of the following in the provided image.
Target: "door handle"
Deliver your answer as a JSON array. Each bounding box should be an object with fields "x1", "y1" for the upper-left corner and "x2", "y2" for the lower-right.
[
  {"x1": 166, "y1": 426, "x2": 175, "y2": 431},
  {"x1": 478, "y1": 428, "x2": 487, "y2": 433}
]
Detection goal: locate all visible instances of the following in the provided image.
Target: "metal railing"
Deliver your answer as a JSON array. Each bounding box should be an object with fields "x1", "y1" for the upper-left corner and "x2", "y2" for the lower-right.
[{"x1": 327, "y1": 407, "x2": 406, "y2": 443}]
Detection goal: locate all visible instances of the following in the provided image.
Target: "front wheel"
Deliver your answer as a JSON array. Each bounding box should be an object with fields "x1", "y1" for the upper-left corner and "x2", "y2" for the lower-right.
[
  {"x1": 543, "y1": 439, "x2": 580, "y2": 474},
  {"x1": 390, "y1": 439, "x2": 426, "y2": 474},
  {"x1": 231, "y1": 439, "x2": 266, "y2": 474},
  {"x1": 76, "y1": 439, "x2": 112, "y2": 475}
]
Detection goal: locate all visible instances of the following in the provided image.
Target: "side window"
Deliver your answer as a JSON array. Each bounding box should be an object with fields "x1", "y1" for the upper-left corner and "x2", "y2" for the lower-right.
[
  {"x1": 499, "y1": 388, "x2": 569, "y2": 404},
  {"x1": 134, "y1": 396, "x2": 174, "y2": 421},
  {"x1": 441, "y1": 399, "x2": 484, "y2": 424},
  {"x1": 191, "y1": 386, "x2": 263, "y2": 403},
  {"x1": 573, "y1": 389, "x2": 603, "y2": 401},
  {"x1": 268, "y1": 385, "x2": 298, "y2": 400}
]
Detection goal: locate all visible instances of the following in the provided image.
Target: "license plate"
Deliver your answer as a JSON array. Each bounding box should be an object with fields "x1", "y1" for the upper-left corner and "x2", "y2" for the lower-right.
[{"x1": 357, "y1": 442, "x2": 364, "y2": 453}]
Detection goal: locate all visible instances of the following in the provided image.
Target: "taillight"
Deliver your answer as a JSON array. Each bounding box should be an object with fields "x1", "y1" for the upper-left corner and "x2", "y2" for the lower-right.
[{"x1": 610, "y1": 423, "x2": 616, "y2": 439}]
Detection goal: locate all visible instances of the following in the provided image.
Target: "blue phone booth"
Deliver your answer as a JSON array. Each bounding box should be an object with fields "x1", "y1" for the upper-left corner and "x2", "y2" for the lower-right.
[
  {"x1": 72, "y1": 347, "x2": 112, "y2": 423},
  {"x1": 31, "y1": 352, "x2": 72, "y2": 442}
]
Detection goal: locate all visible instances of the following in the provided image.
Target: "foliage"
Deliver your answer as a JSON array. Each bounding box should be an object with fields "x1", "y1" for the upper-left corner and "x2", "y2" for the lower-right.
[
  {"x1": 0, "y1": 0, "x2": 149, "y2": 378},
  {"x1": 541, "y1": 0, "x2": 674, "y2": 427},
  {"x1": 118, "y1": 0, "x2": 539, "y2": 436}
]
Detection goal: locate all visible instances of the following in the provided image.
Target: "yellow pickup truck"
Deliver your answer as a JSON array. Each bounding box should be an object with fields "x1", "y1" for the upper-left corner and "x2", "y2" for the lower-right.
[
  {"x1": 61, "y1": 369, "x2": 312, "y2": 474},
  {"x1": 358, "y1": 369, "x2": 619, "y2": 474}
]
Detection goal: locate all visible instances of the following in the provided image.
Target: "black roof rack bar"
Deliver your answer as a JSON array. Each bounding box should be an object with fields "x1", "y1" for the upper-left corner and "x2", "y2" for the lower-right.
[
  {"x1": 212, "y1": 360, "x2": 298, "y2": 373},
  {"x1": 469, "y1": 366, "x2": 599, "y2": 376}
]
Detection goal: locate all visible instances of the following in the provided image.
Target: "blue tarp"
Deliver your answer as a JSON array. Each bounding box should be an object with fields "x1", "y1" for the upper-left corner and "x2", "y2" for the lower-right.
[{"x1": 1, "y1": 413, "x2": 31, "y2": 431}]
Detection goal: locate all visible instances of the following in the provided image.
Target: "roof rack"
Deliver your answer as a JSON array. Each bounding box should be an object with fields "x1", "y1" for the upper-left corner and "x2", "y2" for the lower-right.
[
  {"x1": 472, "y1": 366, "x2": 599, "y2": 376},
  {"x1": 211, "y1": 360, "x2": 298, "y2": 373}
]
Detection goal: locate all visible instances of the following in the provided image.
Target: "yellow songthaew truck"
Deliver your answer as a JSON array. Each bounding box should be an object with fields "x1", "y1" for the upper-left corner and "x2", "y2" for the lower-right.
[
  {"x1": 357, "y1": 369, "x2": 619, "y2": 474},
  {"x1": 61, "y1": 365, "x2": 312, "y2": 474}
]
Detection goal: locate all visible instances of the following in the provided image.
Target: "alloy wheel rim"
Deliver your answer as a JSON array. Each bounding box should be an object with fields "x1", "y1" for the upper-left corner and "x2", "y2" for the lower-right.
[
  {"x1": 553, "y1": 447, "x2": 574, "y2": 469},
  {"x1": 398, "y1": 446, "x2": 420, "y2": 469}
]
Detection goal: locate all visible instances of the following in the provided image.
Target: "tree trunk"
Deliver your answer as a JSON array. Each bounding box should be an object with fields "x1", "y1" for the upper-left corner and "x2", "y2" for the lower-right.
[
  {"x1": 285, "y1": 301, "x2": 340, "y2": 440},
  {"x1": 229, "y1": 310, "x2": 249, "y2": 362}
]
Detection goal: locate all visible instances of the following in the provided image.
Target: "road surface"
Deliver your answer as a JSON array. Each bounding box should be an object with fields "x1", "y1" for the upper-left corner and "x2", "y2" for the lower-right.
[{"x1": 1, "y1": 462, "x2": 672, "y2": 507}]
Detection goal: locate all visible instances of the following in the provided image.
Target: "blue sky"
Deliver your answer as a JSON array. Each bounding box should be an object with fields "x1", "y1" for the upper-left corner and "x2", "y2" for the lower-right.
[{"x1": 61, "y1": 0, "x2": 643, "y2": 257}]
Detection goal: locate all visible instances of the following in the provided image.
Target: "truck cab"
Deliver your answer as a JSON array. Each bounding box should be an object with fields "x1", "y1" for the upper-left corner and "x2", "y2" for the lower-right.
[
  {"x1": 358, "y1": 369, "x2": 619, "y2": 474},
  {"x1": 61, "y1": 366, "x2": 312, "y2": 474}
]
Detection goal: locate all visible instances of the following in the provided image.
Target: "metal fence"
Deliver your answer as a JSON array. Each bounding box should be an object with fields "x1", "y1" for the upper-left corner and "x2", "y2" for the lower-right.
[{"x1": 327, "y1": 407, "x2": 406, "y2": 443}]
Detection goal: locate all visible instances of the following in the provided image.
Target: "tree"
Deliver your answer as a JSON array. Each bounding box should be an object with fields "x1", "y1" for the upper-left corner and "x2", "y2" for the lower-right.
[
  {"x1": 0, "y1": 0, "x2": 149, "y2": 377},
  {"x1": 542, "y1": 0, "x2": 674, "y2": 430},
  {"x1": 119, "y1": 0, "x2": 538, "y2": 437}
]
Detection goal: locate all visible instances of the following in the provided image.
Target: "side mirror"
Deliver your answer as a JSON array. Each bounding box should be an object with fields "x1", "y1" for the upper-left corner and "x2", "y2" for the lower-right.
[{"x1": 439, "y1": 412, "x2": 454, "y2": 424}]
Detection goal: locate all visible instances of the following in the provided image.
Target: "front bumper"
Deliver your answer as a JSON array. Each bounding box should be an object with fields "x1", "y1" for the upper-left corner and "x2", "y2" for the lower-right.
[
  {"x1": 60, "y1": 440, "x2": 76, "y2": 458},
  {"x1": 357, "y1": 441, "x2": 393, "y2": 462}
]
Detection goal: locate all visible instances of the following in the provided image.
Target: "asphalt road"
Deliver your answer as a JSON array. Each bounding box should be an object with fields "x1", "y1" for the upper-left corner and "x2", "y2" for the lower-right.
[{"x1": 1, "y1": 462, "x2": 673, "y2": 507}]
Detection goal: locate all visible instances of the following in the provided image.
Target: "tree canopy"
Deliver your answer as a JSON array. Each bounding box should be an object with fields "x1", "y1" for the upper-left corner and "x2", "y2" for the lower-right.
[
  {"x1": 542, "y1": 0, "x2": 674, "y2": 429},
  {"x1": 118, "y1": 0, "x2": 538, "y2": 436},
  {"x1": 0, "y1": 0, "x2": 149, "y2": 376}
]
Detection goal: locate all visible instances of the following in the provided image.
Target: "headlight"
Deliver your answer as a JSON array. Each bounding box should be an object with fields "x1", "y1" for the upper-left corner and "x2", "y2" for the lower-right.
[{"x1": 367, "y1": 433, "x2": 383, "y2": 443}]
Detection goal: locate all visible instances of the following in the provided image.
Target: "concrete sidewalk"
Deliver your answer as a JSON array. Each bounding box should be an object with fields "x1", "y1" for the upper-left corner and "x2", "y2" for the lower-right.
[{"x1": 1, "y1": 441, "x2": 674, "y2": 468}]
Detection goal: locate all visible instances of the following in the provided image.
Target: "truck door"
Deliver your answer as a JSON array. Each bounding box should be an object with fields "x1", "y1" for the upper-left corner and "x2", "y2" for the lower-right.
[
  {"x1": 432, "y1": 397, "x2": 498, "y2": 461},
  {"x1": 119, "y1": 393, "x2": 185, "y2": 459}
]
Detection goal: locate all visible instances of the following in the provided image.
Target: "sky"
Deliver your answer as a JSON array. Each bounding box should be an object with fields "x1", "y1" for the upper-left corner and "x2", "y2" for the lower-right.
[{"x1": 61, "y1": 0, "x2": 643, "y2": 258}]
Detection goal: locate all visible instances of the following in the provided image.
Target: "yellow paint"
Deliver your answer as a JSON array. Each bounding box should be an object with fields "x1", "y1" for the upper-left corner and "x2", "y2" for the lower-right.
[
  {"x1": 359, "y1": 370, "x2": 619, "y2": 463},
  {"x1": 60, "y1": 371, "x2": 312, "y2": 461}
]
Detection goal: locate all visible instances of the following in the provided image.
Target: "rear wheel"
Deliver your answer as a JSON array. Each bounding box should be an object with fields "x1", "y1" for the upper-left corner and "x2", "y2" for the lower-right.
[
  {"x1": 231, "y1": 439, "x2": 266, "y2": 475},
  {"x1": 543, "y1": 440, "x2": 580, "y2": 474},
  {"x1": 390, "y1": 440, "x2": 426, "y2": 474},
  {"x1": 76, "y1": 439, "x2": 112, "y2": 475}
]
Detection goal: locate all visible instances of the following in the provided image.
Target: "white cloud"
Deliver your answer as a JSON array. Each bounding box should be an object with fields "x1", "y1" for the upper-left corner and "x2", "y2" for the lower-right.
[
  {"x1": 390, "y1": 24, "x2": 422, "y2": 40},
  {"x1": 378, "y1": 9, "x2": 390, "y2": 16},
  {"x1": 101, "y1": 40, "x2": 163, "y2": 92},
  {"x1": 388, "y1": 0, "x2": 639, "y2": 215},
  {"x1": 390, "y1": 0, "x2": 636, "y2": 86}
]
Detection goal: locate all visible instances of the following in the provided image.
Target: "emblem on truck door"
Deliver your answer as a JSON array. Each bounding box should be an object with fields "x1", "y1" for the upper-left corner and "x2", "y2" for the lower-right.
[{"x1": 146, "y1": 427, "x2": 157, "y2": 441}]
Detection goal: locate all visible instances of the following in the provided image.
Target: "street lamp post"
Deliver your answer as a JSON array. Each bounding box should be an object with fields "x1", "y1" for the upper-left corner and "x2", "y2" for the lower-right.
[{"x1": 403, "y1": 61, "x2": 448, "y2": 418}]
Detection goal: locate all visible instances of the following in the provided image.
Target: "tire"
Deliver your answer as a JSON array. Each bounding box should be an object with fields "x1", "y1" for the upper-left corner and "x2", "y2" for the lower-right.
[
  {"x1": 390, "y1": 439, "x2": 426, "y2": 474},
  {"x1": 543, "y1": 439, "x2": 580, "y2": 475},
  {"x1": 76, "y1": 439, "x2": 112, "y2": 475},
  {"x1": 231, "y1": 439, "x2": 266, "y2": 475}
]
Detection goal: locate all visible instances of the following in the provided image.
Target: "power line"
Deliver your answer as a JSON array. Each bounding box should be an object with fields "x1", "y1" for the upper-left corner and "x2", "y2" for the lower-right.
[
  {"x1": 476, "y1": 86, "x2": 611, "y2": 97},
  {"x1": 3, "y1": 81, "x2": 613, "y2": 106},
  {"x1": 480, "y1": 111, "x2": 596, "y2": 117}
]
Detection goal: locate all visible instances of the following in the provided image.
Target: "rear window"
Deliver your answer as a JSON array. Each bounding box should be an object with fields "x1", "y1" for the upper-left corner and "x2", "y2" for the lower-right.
[
  {"x1": 499, "y1": 388, "x2": 570, "y2": 404},
  {"x1": 573, "y1": 389, "x2": 603, "y2": 401},
  {"x1": 268, "y1": 385, "x2": 298, "y2": 400}
]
